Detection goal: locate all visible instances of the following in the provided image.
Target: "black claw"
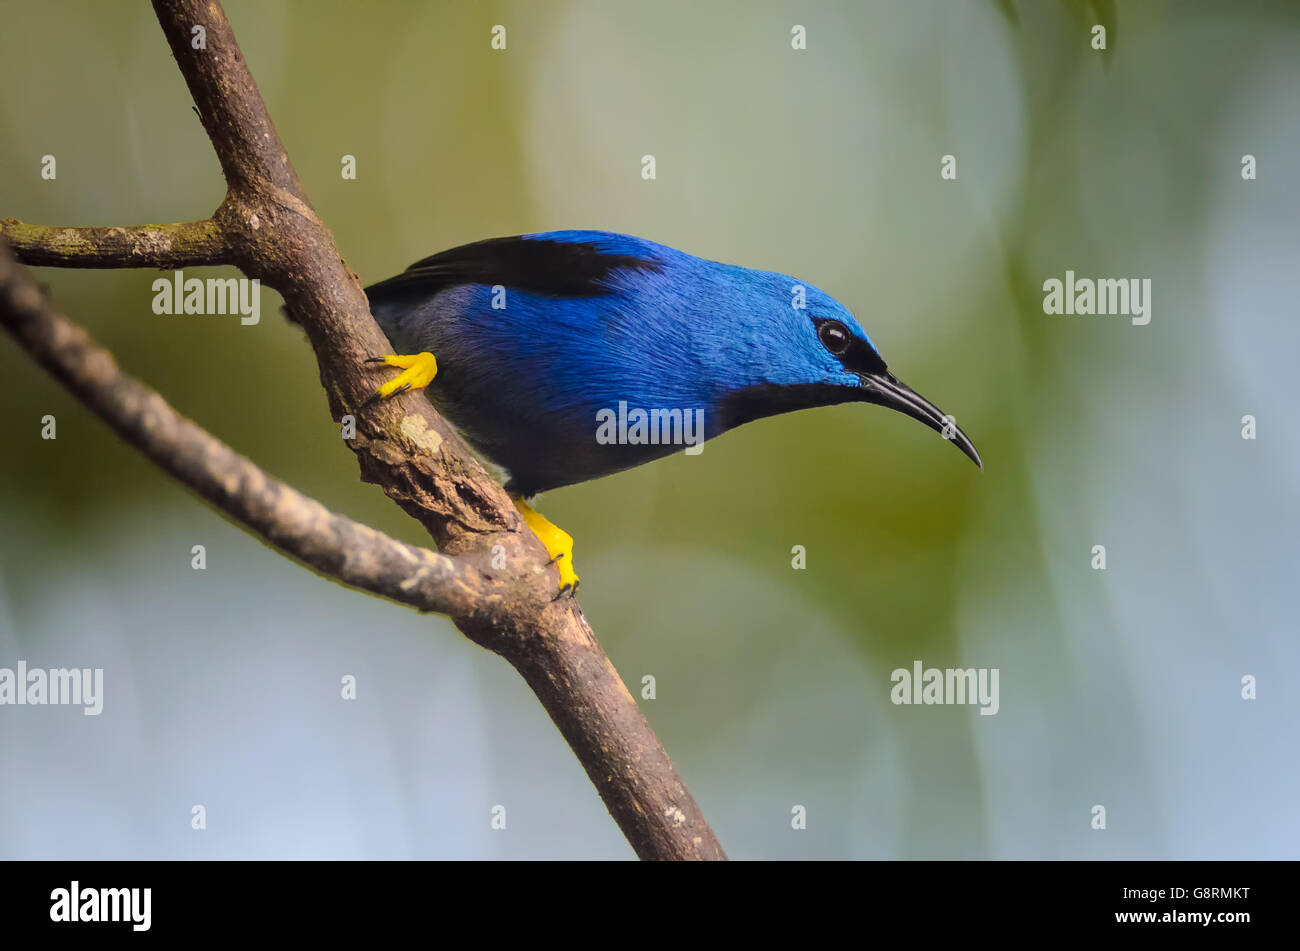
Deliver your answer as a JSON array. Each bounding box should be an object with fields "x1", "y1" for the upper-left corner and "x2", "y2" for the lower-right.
[
  {"x1": 364, "y1": 356, "x2": 388, "y2": 365},
  {"x1": 546, "y1": 552, "x2": 565, "y2": 566},
  {"x1": 358, "y1": 381, "x2": 411, "y2": 414}
]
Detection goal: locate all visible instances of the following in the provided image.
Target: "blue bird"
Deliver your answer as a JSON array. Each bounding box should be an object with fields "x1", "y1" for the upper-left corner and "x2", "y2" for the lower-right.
[{"x1": 364, "y1": 230, "x2": 980, "y2": 594}]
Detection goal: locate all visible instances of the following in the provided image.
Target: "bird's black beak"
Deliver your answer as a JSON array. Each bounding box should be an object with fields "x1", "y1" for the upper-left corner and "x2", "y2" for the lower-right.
[{"x1": 859, "y1": 371, "x2": 982, "y2": 469}]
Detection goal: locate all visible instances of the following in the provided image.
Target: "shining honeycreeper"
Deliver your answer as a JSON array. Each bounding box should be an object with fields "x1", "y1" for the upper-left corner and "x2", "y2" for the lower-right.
[{"x1": 364, "y1": 230, "x2": 980, "y2": 594}]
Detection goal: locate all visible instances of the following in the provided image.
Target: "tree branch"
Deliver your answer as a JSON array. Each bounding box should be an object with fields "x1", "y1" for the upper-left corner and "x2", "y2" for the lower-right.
[
  {"x1": 0, "y1": 0, "x2": 726, "y2": 860},
  {"x1": 0, "y1": 217, "x2": 227, "y2": 269},
  {"x1": 0, "y1": 243, "x2": 482, "y2": 618}
]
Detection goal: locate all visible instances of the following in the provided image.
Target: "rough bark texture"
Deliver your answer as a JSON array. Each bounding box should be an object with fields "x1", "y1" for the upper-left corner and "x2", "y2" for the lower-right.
[{"x1": 0, "y1": 218, "x2": 227, "y2": 268}]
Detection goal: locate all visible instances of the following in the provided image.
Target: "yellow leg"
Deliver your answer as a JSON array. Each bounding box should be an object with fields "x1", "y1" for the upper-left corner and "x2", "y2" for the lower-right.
[
  {"x1": 513, "y1": 497, "x2": 579, "y2": 596},
  {"x1": 365, "y1": 352, "x2": 438, "y2": 401}
]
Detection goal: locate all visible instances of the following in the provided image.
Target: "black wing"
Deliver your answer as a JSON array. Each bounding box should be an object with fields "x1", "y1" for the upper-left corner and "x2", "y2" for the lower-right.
[{"x1": 364, "y1": 235, "x2": 662, "y2": 302}]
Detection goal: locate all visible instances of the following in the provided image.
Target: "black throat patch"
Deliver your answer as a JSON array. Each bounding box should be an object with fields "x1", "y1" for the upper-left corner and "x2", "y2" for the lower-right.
[{"x1": 715, "y1": 381, "x2": 866, "y2": 434}]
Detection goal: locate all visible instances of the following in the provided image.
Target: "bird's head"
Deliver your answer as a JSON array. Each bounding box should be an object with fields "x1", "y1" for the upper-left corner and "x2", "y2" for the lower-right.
[{"x1": 712, "y1": 270, "x2": 981, "y2": 469}]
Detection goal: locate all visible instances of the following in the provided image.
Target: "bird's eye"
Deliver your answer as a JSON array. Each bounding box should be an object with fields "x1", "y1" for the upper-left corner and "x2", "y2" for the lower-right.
[{"x1": 817, "y1": 320, "x2": 852, "y2": 356}]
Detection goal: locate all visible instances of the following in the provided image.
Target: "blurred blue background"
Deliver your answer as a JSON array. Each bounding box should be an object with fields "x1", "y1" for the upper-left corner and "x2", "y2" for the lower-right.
[{"x1": 1, "y1": 0, "x2": 1297, "y2": 859}]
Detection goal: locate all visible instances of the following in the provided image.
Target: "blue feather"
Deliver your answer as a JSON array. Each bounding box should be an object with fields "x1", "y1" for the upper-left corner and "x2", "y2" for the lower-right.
[{"x1": 367, "y1": 231, "x2": 977, "y2": 494}]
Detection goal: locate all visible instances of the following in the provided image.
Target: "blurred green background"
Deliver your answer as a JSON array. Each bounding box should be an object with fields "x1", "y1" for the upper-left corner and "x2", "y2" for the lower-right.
[{"x1": 1, "y1": 0, "x2": 1297, "y2": 859}]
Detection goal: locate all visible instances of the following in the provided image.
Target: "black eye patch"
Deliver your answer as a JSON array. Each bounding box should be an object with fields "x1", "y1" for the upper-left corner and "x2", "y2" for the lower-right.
[{"x1": 812, "y1": 317, "x2": 887, "y2": 377}]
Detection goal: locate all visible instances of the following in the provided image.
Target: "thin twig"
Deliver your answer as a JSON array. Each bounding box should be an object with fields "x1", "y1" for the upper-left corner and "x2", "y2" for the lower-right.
[{"x1": 0, "y1": 218, "x2": 227, "y2": 269}]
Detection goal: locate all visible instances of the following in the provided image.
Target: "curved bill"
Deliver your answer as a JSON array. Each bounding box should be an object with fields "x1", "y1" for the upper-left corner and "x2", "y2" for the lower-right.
[{"x1": 860, "y1": 371, "x2": 982, "y2": 469}]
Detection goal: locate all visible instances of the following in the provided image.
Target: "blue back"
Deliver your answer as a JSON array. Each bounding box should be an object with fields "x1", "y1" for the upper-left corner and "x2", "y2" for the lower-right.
[{"x1": 368, "y1": 230, "x2": 883, "y2": 493}]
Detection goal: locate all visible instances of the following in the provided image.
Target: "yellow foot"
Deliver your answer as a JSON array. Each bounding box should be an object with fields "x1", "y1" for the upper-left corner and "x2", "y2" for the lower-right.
[
  {"x1": 513, "y1": 497, "x2": 579, "y2": 597},
  {"x1": 364, "y1": 352, "x2": 438, "y2": 404}
]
